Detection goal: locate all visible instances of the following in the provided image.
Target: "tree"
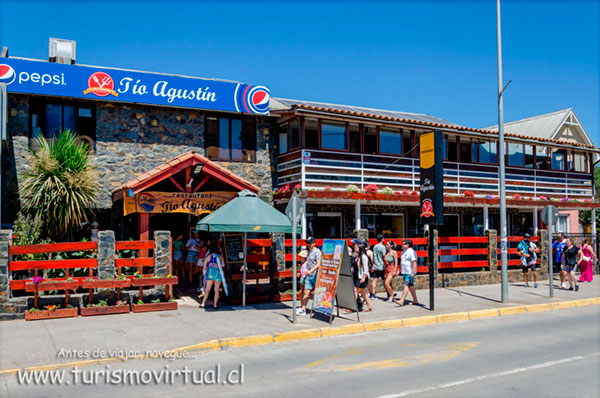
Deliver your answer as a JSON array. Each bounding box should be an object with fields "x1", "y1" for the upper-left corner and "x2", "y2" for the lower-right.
[
  {"x1": 579, "y1": 166, "x2": 600, "y2": 233},
  {"x1": 20, "y1": 130, "x2": 100, "y2": 240}
]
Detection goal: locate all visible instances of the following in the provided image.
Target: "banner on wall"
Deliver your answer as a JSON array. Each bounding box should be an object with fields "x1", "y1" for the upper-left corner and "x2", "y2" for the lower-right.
[
  {"x1": 0, "y1": 58, "x2": 270, "y2": 114},
  {"x1": 123, "y1": 191, "x2": 236, "y2": 216}
]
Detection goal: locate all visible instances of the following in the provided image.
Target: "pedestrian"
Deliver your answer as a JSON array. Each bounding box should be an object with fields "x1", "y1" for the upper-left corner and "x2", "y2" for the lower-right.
[
  {"x1": 552, "y1": 233, "x2": 568, "y2": 288},
  {"x1": 185, "y1": 231, "x2": 201, "y2": 285},
  {"x1": 298, "y1": 237, "x2": 321, "y2": 315},
  {"x1": 196, "y1": 239, "x2": 209, "y2": 294},
  {"x1": 518, "y1": 233, "x2": 538, "y2": 288},
  {"x1": 578, "y1": 238, "x2": 597, "y2": 283},
  {"x1": 370, "y1": 235, "x2": 386, "y2": 299},
  {"x1": 349, "y1": 239, "x2": 364, "y2": 311},
  {"x1": 383, "y1": 240, "x2": 399, "y2": 302},
  {"x1": 200, "y1": 242, "x2": 226, "y2": 309},
  {"x1": 396, "y1": 240, "x2": 418, "y2": 306},
  {"x1": 172, "y1": 233, "x2": 184, "y2": 281},
  {"x1": 298, "y1": 250, "x2": 308, "y2": 299},
  {"x1": 562, "y1": 237, "x2": 581, "y2": 291},
  {"x1": 355, "y1": 243, "x2": 373, "y2": 312}
]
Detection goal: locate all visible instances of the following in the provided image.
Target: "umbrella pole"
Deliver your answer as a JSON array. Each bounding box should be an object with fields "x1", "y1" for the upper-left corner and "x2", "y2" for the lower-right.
[{"x1": 243, "y1": 231, "x2": 247, "y2": 308}]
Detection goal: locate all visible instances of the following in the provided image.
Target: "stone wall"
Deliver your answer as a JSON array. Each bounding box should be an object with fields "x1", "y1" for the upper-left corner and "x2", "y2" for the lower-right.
[{"x1": 2, "y1": 94, "x2": 277, "y2": 224}]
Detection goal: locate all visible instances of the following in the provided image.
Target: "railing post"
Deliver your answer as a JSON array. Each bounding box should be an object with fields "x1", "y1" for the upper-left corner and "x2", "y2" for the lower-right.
[
  {"x1": 97, "y1": 231, "x2": 116, "y2": 280},
  {"x1": 539, "y1": 229, "x2": 549, "y2": 279},
  {"x1": 486, "y1": 229, "x2": 498, "y2": 278},
  {"x1": 0, "y1": 230, "x2": 11, "y2": 303}
]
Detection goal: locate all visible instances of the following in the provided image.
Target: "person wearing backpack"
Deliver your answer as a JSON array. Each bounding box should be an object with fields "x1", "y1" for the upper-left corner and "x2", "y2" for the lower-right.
[{"x1": 518, "y1": 233, "x2": 539, "y2": 288}]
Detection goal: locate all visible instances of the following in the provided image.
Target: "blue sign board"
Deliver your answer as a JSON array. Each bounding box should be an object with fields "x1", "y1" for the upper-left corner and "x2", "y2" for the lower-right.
[{"x1": 0, "y1": 58, "x2": 269, "y2": 115}]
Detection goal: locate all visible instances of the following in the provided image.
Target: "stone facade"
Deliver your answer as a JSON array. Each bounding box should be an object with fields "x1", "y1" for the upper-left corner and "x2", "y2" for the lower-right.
[
  {"x1": 2, "y1": 95, "x2": 277, "y2": 225},
  {"x1": 97, "y1": 231, "x2": 116, "y2": 280}
]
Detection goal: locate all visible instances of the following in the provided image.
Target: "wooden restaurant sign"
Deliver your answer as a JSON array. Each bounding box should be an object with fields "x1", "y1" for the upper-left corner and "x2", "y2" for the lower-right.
[{"x1": 124, "y1": 191, "x2": 236, "y2": 216}]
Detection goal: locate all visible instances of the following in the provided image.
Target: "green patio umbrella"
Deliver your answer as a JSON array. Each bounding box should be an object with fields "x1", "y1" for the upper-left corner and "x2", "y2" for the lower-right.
[{"x1": 196, "y1": 190, "x2": 297, "y2": 307}]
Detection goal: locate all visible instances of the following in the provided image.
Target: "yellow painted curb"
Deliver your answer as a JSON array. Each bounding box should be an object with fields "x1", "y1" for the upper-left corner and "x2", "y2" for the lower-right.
[
  {"x1": 220, "y1": 334, "x2": 273, "y2": 349},
  {"x1": 468, "y1": 309, "x2": 500, "y2": 319},
  {"x1": 553, "y1": 301, "x2": 578, "y2": 310},
  {"x1": 525, "y1": 303, "x2": 554, "y2": 313},
  {"x1": 402, "y1": 315, "x2": 438, "y2": 327},
  {"x1": 274, "y1": 329, "x2": 321, "y2": 343},
  {"x1": 437, "y1": 312, "x2": 469, "y2": 323},
  {"x1": 170, "y1": 340, "x2": 220, "y2": 353},
  {"x1": 573, "y1": 298, "x2": 597, "y2": 307},
  {"x1": 364, "y1": 319, "x2": 403, "y2": 332},
  {"x1": 499, "y1": 306, "x2": 528, "y2": 316},
  {"x1": 320, "y1": 323, "x2": 365, "y2": 337}
]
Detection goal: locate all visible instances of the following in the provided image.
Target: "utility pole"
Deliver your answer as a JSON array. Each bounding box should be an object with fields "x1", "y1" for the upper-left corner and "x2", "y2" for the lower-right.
[{"x1": 497, "y1": 0, "x2": 509, "y2": 303}]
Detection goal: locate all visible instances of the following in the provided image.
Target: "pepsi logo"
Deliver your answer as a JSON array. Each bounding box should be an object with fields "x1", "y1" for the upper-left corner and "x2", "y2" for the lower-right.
[
  {"x1": 0, "y1": 64, "x2": 16, "y2": 85},
  {"x1": 234, "y1": 84, "x2": 270, "y2": 114}
]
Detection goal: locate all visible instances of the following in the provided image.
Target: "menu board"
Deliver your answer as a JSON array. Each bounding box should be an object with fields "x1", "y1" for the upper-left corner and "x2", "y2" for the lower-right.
[
  {"x1": 312, "y1": 240, "x2": 345, "y2": 317},
  {"x1": 223, "y1": 234, "x2": 244, "y2": 264}
]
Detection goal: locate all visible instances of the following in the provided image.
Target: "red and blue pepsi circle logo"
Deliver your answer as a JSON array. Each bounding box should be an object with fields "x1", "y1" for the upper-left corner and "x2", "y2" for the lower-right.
[
  {"x1": 0, "y1": 64, "x2": 16, "y2": 85},
  {"x1": 234, "y1": 84, "x2": 270, "y2": 114}
]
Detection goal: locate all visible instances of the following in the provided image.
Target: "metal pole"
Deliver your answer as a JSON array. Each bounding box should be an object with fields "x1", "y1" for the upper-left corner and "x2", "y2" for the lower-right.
[
  {"x1": 497, "y1": 0, "x2": 509, "y2": 303},
  {"x1": 243, "y1": 231, "x2": 247, "y2": 308},
  {"x1": 548, "y1": 212, "x2": 554, "y2": 298},
  {"x1": 429, "y1": 228, "x2": 435, "y2": 311},
  {"x1": 292, "y1": 198, "x2": 297, "y2": 324}
]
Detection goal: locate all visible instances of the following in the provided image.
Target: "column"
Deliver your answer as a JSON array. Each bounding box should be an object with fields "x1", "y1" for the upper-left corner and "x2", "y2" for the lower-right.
[
  {"x1": 154, "y1": 231, "x2": 171, "y2": 276},
  {"x1": 483, "y1": 205, "x2": 489, "y2": 231},
  {"x1": 533, "y1": 207, "x2": 538, "y2": 236},
  {"x1": 539, "y1": 229, "x2": 549, "y2": 277},
  {"x1": 486, "y1": 229, "x2": 498, "y2": 277},
  {"x1": 301, "y1": 197, "x2": 307, "y2": 240},
  {"x1": 355, "y1": 201, "x2": 361, "y2": 232},
  {"x1": 97, "y1": 231, "x2": 116, "y2": 280},
  {"x1": 138, "y1": 213, "x2": 149, "y2": 258},
  {"x1": 0, "y1": 230, "x2": 11, "y2": 304}
]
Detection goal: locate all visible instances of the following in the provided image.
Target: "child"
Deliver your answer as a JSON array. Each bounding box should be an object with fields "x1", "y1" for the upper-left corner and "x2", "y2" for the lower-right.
[{"x1": 298, "y1": 250, "x2": 308, "y2": 298}]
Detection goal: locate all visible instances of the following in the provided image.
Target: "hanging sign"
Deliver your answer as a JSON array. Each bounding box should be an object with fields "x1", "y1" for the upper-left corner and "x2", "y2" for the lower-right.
[
  {"x1": 123, "y1": 191, "x2": 236, "y2": 216},
  {"x1": 419, "y1": 130, "x2": 444, "y2": 225},
  {"x1": 0, "y1": 58, "x2": 270, "y2": 114}
]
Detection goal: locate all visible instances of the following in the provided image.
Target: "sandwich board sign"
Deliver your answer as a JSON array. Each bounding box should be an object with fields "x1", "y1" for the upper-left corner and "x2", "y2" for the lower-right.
[{"x1": 311, "y1": 239, "x2": 359, "y2": 324}]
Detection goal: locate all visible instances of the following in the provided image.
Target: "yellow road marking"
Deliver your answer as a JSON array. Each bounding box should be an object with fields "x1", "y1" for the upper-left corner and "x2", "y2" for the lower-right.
[{"x1": 337, "y1": 358, "x2": 411, "y2": 371}]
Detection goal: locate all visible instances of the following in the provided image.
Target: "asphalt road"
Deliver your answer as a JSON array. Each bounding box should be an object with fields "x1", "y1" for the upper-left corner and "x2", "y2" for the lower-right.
[{"x1": 2, "y1": 306, "x2": 599, "y2": 398}]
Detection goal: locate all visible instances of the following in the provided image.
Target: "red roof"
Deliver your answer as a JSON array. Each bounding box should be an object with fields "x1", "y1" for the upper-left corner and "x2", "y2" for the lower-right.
[{"x1": 112, "y1": 151, "x2": 259, "y2": 201}]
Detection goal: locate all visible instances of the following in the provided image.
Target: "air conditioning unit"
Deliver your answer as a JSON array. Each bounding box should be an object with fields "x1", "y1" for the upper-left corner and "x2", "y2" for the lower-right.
[{"x1": 49, "y1": 38, "x2": 76, "y2": 65}]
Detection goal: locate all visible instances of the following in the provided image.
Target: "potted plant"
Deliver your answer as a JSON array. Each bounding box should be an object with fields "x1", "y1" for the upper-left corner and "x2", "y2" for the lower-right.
[
  {"x1": 25, "y1": 303, "x2": 78, "y2": 321},
  {"x1": 131, "y1": 296, "x2": 177, "y2": 313},
  {"x1": 131, "y1": 273, "x2": 178, "y2": 287},
  {"x1": 25, "y1": 278, "x2": 78, "y2": 293},
  {"x1": 81, "y1": 275, "x2": 131, "y2": 289},
  {"x1": 80, "y1": 299, "x2": 130, "y2": 317}
]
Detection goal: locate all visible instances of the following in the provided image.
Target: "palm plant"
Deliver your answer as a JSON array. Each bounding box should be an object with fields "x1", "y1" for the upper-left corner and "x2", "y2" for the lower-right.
[{"x1": 20, "y1": 130, "x2": 100, "y2": 239}]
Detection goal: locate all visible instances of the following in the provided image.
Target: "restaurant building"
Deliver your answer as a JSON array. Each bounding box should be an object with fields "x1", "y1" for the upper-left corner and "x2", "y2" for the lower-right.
[
  {"x1": 1, "y1": 41, "x2": 276, "y2": 241},
  {"x1": 270, "y1": 98, "x2": 599, "y2": 240}
]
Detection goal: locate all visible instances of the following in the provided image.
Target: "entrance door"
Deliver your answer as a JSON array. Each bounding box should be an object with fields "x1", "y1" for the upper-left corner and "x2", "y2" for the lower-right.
[
  {"x1": 439, "y1": 214, "x2": 460, "y2": 263},
  {"x1": 316, "y1": 212, "x2": 342, "y2": 238},
  {"x1": 381, "y1": 213, "x2": 404, "y2": 238}
]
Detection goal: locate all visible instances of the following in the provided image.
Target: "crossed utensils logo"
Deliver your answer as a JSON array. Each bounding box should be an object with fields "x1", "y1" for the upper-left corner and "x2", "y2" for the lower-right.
[{"x1": 83, "y1": 71, "x2": 119, "y2": 97}]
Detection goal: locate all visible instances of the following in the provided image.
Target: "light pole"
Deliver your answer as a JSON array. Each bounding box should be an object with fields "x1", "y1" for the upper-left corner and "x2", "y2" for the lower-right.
[{"x1": 496, "y1": 0, "x2": 509, "y2": 303}]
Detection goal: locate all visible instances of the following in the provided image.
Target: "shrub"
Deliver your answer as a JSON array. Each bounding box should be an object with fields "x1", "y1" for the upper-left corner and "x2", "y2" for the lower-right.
[
  {"x1": 345, "y1": 184, "x2": 360, "y2": 193},
  {"x1": 380, "y1": 187, "x2": 394, "y2": 195},
  {"x1": 364, "y1": 184, "x2": 378, "y2": 194}
]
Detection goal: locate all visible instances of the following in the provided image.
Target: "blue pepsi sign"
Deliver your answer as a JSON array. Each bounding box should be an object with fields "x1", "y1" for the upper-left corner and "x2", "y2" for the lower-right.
[{"x1": 0, "y1": 58, "x2": 270, "y2": 115}]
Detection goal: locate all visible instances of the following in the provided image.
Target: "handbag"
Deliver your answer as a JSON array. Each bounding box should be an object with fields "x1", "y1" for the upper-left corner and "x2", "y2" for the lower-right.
[{"x1": 581, "y1": 245, "x2": 591, "y2": 262}]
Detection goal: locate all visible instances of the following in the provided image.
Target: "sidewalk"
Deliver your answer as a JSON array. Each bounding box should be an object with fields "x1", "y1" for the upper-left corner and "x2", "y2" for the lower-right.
[{"x1": 1, "y1": 278, "x2": 598, "y2": 372}]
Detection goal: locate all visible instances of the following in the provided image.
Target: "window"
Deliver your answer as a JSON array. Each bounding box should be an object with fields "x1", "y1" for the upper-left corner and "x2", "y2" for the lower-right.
[
  {"x1": 551, "y1": 149, "x2": 564, "y2": 170},
  {"x1": 205, "y1": 116, "x2": 255, "y2": 162},
  {"x1": 459, "y1": 138, "x2": 471, "y2": 163},
  {"x1": 446, "y1": 136, "x2": 457, "y2": 161},
  {"x1": 480, "y1": 141, "x2": 497, "y2": 163},
  {"x1": 557, "y1": 214, "x2": 569, "y2": 234},
  {"x1": 349, "y1": 124, "x2": 360, "y2": 153},
  {"x1": 304, "y1": 118, "x2": 319, "y2": 150},
  {"x1": 321, "y1": 121, "x2": 347, "y2": 150},
  {"x1": 364, "y1": 126, "x2": 377, "y2": 154},
  {"x1": 277, "y1": 118, "x2": 299, "y2": 155},
  {"x1": 524, "y1": 145, "x2": 534, "y2": 168},
  {"x1": 507, "y1": 143, "x2": 524, "y2": 166},
  {"x1": 536, "y1": 147, "x2": 550, "y2": 169},
  {"x1": 29, "y1": 99, "x2": 96, "y2": 143},
  {"x1": 572, "y1": 152, "x2": 587, "y2": 172},
  {"x1": 379, "y1": 128, "x2": 402, "y2": 155},
  {"x1": 403, "y1": 131, "x2": 413, "y2": 157}
]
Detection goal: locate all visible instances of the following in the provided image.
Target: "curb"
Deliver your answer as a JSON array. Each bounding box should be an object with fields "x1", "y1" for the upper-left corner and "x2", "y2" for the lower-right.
[{"x1": 1, "y1": 297, "x2": 598, "y2": 376}]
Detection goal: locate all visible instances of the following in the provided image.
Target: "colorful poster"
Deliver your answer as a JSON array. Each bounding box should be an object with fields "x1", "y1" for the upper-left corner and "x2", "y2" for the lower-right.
[
  {"x1": 123, "y1": 191, "x2": 236, "y2": 216},
  {"x1": 312, "y1": 239, "x2": 345, "y2": 316}
]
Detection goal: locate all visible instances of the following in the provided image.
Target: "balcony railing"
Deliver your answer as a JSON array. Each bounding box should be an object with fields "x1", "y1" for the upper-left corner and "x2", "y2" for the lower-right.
[{"x1": 277, "y1": 149, "x2": 593, "y2": 199}]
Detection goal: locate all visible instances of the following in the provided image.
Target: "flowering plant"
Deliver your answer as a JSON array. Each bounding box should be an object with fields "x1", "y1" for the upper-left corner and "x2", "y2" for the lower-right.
[
  {"x1": 324, "y1": 185, "x2": 332, "y2": 191},
  {"x1": 381, "y1": 187, "x2": 395, "y2": 195},
  {"x1": 512, "y1": 194, "x2": 522, "y2": 200},
  {"x1": 539, "y1": 196, "x2": 548, "y2": 200},
  {"x1": 44, "y1": 305, "x2": 59, "y2": 312},
  {"x1": 97, "y1": 300, "x2": 108, "y2": 307},
  {"x1": 32, "y1": 276, "x2": 43, "y2": 284},
  {"x1": 485, "y1": 194, "x2": 494, "y2": 200},
  {"x1": 117, "y1": 274, "x2": 126, "y2": 280},
  {"x1": 151, "y1": 298, "x2": 161, "y2": 304},
  {"x1": 463, "y1": 191, "x2": 475, "y2": 197},
  {"x1": 134, "y1": 271, "x2": 143, "y2": 279},
  {"x1": 28, "y1": 308, "x2": 41, "y2": 312},
  {"x1": 345, "y1": 184, "x2": 360, "y2": 193},
  {"x1": 364, "y1": 184, "x2": 378, "y2": 194},
  {"x1": 561, "y1": 197, "x2": 569, "y2": 202},
  {"x1": 410, "y1": 191, "x2": 418, "y2": 196},
  {"x1": 116, "y1": 300, "x2": 128, "y2": 306},
  {"x1": 137, "y1": 299, "x2": 144, "y2": 305},
  {"x1": 65, "y1": 304, "x2": 74, "y2": 309}
]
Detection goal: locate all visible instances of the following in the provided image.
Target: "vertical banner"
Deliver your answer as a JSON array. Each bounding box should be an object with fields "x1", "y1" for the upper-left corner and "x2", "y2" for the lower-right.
[
  {"x1": 312, "y1": 240, "x2": 347, "y2": 320},
  {"x1": 419, "y1": 130, "x2": 444, "y2": 225}
]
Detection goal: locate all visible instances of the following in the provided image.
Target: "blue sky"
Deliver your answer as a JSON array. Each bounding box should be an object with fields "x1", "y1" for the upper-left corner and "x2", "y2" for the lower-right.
[{"x1": 1, "y1": 0, "x2": 598, "y2": 146}]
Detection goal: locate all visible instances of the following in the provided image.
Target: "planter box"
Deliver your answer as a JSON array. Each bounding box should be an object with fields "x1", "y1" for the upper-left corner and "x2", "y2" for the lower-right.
[
  {"x1": 26, "y1": 280, "x2": 79, "y2": 292},
  {"x1": 81, "y1": 279, "x2": 131, "y2": 289},
  {"x1": 25, "y1": 307, "x2": 78, "y2": 321},
  {"x1": 80, "y1": 305, "x2": 130, "y2": 317},
  {"x1": 131, "y1": 276, "x2": 178, "y2": 287},
  {"x1": 132, "y1": 301, "x2": 177, "y2": 313}
]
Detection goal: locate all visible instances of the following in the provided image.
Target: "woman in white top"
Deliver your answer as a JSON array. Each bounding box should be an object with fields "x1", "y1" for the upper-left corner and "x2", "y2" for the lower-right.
[
  {"x1": 395, "y1": 240, "x2": 418, "y2": 306},
  {"x1": 354, "y1": 243, "x2": 373, "y2": 312}
]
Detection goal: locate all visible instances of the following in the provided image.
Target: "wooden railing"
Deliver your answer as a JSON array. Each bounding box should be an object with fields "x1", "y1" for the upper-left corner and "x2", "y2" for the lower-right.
[{"x1": 277, "y1": 149, "x2": 593, "y2": 199}]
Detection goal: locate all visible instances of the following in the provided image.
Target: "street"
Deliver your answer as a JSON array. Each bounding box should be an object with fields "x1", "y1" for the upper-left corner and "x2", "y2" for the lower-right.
[{"x1": 2, "y1": 305, "x2": 598, "y2": 397}]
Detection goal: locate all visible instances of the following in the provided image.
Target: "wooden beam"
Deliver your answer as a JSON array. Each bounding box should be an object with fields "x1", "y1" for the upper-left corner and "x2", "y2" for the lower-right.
[
  {"x1": 169, "y1": 176, "x2": 186, "y2": 192},
  {"x1": 185, "y1": 167, "x2": 191, "y2": 193},
  {"x1": 192, "y1": 175, "x2": 211, "y2": 192},
  {"x1": 138, "y1": 213, "x2": 149, "y2": 257}
]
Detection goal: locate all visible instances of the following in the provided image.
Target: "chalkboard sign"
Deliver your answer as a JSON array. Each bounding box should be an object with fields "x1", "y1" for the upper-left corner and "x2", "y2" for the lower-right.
[{"x1": 223, "y1": 234, "x2": 244, "y2": 264}]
